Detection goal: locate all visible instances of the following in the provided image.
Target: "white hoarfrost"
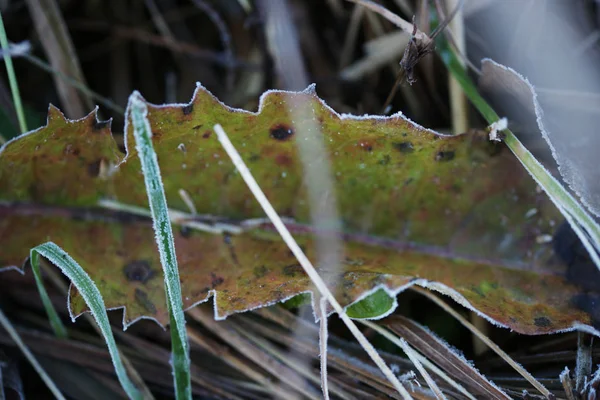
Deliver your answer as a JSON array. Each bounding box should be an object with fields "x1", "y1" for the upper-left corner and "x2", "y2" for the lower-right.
[{"x1": 488, "y1": 117, "x2": 507, "y2": 142}]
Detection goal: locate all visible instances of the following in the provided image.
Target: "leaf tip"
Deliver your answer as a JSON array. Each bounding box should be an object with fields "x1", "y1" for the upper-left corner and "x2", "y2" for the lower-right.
[
  {"x1": 85, "y1": 106, "x2": 113, "y2": 132},
  {"x1": 47, "y1": 104, "x2": 67, "y2": 123},
  {"x1": 126, "y1": 91, "x2": 147, "y2": 115},
  {"x1": 303, "y1": 83, "x2": 317, "y2": 96}
]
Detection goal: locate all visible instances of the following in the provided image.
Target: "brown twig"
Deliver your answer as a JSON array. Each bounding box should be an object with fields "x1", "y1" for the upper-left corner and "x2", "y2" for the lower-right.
[
  {"x1": 366, "y1": 0, "x2": 464, "y2": 112},
  {"x1": 24, "y1": 0, "x2": 93, "y2": 118}
]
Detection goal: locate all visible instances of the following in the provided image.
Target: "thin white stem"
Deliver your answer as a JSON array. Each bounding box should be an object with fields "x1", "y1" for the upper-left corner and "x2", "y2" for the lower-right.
[
  {"x1": 346, "y1": 0, "x2": 430, "y2": 42},
  {"x1": 178, "y1": 189, "x2": 198, "y2": 215},
  {"x1": 412, "y1": 351, "x2": 476, "y2": 400},
  {"x1": 318, "y1": 297, "x2": 330, "y2": 400},
  {"x1": 98, "y1": 199, "x2": 242, "y2": 235},
  {"x1": 213, "y1": 123, "x2": 413, "y2": 399},
  {"x1": 362, "y1": 321, "x2": 447, "y2": 400}
]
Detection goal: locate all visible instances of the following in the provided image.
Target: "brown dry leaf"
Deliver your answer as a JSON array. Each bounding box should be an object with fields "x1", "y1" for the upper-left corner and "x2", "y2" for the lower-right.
[{"x1": 0, "y1": 85, "x2": 596, "y2": 336}]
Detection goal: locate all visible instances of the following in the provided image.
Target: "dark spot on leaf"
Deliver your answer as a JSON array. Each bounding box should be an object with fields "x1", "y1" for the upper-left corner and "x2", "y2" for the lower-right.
[
  {"x1": 135, "y1": 288, "x2": 157, "y2": 314},
  {"x1": 534, "y1": 316, "x2": 551, "y2": 328},
  {"x1": 435, "y1": 151, "x2": 455, "y2": 162},
  {"x1": 275, "y1": 153, "x2": 292, "y2": 166},
  {"x1": 202, "y1": 131, "x2": 211, "y2": 139},
  {"x1": 253, "y1": 265, "x2": 268, "y2": 279},
  {"x1": 270, "y1": 124, "x2": 294, "y2": 141},
  {"x1": 404, "y1": 178, "x2": 413, "y2": 186},
  {"x1": 92, "y1": 119, "x2": 110, "y2": 131},
  {"x1": 211, "y1": 272, "x2": 224, "y2": 288},
  {"x1": 393, "y1": 142, "x2": 414, "y2": 153},
  {"x1": 182, "y1": 104, "x2": 193, "y2": 115},
  {"x1": 179, "y1": 226, "x2": 192, "y2": 238},
  {"x1": 123, "y1": 260, "x2": 154, "y2": 283},
  {"x1": 87, "y1": 160, "x2": 102, "y2": 177},
  {"x1": 152, "y1": 131, "x2": 162, "y2": 140},
  {"x1": 249, "y1": 154, "x2": 261, "y2": 162},
  {"x1": 283, "y1": 264, "x2": 303, "y2": 277},
  {"x1": 193, "y1": 124, "x2": 203, "y2": 130}
]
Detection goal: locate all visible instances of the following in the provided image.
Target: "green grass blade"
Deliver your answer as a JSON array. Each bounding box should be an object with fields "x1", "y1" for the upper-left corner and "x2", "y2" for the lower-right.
[
  {"x1": 166, "y1": 293, "x2": 190, "y2": 395},
  {"x1": 128, "y1": 92, "x2": 191, "y2": 399},
  {"x1": 30, "y1": 242, "x2": 143, "y2": 400},
  {"x1": 0, "y1": 306, "x2": 65, "y2": 400},
  {"x1": 29, "y1": 250, "x2": 68, "y2": 338},
  {"x1": 438, "y1": 46, "x2": 600, "y2": 269},
  {"x1": 0, "y1": 10, "x2": 27, "y2": 135}
]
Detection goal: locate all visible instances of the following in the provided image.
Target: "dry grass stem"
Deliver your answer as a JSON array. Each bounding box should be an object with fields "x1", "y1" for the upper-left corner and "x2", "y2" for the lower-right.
[
  {"x1": 0, "y1": 308, "x2": 66, "y2": 400},
  {"x1": 24, "y1": 0, "x2": 92, "y2": 117},
  {"x1": 412, "y1": 287, "x2": 551, "y2": 398},
  {"x1": 362, "y1": 321, "x2": 446, "y2": 400}
]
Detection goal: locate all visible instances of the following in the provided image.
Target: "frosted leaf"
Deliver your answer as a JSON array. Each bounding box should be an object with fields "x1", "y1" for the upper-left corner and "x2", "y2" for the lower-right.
[{"x1": 473, "y1": 1, "x2": 600, "y2": 216}]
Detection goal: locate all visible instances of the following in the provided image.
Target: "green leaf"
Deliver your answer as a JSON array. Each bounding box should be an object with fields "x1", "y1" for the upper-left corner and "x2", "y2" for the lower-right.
[
  {"x1": 346, "y1": 289, "x2": 395, "y2": 319},
  {"x1": 0, "y1": 85, "x2": 597, "y2": 335},
  {"x1": 282, "y1": 293, "x2": 311, "y2": 309}
]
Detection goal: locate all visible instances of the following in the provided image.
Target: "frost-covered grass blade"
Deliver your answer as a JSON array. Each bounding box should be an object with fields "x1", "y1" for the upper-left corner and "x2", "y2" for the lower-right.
[
  {"x1": 128, "y1": 92, "x2": 191, "y2": 399},
  {"x1": 29, "y1": 250, "x2": 68, "y2": 339},
  {"x1": 29, "y1": 242, "x2": 142, "y2": 400}
]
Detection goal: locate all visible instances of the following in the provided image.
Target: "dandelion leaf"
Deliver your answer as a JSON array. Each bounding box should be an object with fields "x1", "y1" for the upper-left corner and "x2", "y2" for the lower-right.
[{"x1": 0, "y1": 84, "x2": 597, "y2": 335}]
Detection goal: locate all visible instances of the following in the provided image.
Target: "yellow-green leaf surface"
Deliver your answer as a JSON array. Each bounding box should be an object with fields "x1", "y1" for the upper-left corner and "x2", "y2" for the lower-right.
[{"x1": 0, "y1": 85, "x2": 595, "y2": 335}]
